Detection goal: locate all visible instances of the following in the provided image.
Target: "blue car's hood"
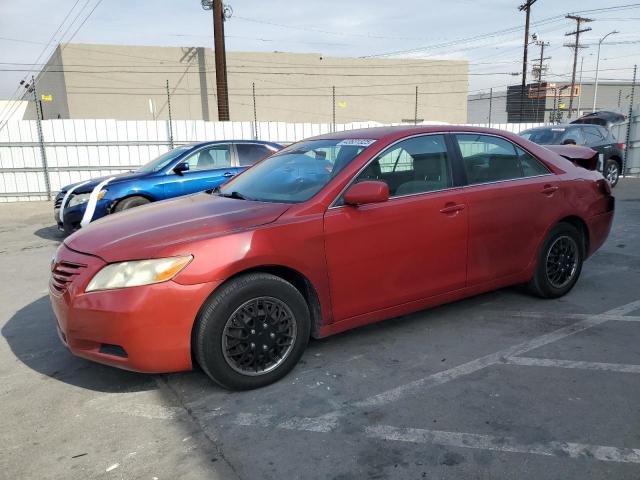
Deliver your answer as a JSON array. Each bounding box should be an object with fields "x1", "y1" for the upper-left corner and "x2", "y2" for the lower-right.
[{"x1": 61, "y1": 170, "x2": 152, "y2": 194}]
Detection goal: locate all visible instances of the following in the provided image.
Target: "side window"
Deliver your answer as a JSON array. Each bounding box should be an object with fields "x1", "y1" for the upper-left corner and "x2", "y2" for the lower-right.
[
  {"x1": 185, "y1": 145, "x2": 231, "y2": 171},
  {"x1": 517, "y1": 147, "x2": 550, "y2": 176},
  {"x1": 355, "y1": 135, "x2": 452, "y2": 197},
  {"x1": 236, "y1": 144, "x2": 274, "y2": 166},
  {"x1": 584, "y1": 126, "x2": 605, "y2": 145},
  {"x1": 455, "y1": 134, "x2": 548, "y2": 184},
  {"x1": 561, "y1": 128, "x2": 586, "y2": 145}
]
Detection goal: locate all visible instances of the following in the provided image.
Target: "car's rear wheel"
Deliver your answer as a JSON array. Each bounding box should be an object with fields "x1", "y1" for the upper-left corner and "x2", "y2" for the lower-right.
[
  {"x1": 604, "y1": 159, "x2": 620, "y2": 187},
  {"x1": 193, "y1": 273, "x2": 310, "y2": 390},
  {"x1": 114, "y1": 195, "x2": 151, "y2": 212},
  {"x1": 529, "y1": 222, "x2": 584, "y2": 298}
]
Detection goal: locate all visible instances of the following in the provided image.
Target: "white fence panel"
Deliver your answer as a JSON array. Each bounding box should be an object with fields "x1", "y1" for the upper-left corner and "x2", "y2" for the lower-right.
[{"x1": 1, "y1": 118, "x2": 634, "y2": 202}]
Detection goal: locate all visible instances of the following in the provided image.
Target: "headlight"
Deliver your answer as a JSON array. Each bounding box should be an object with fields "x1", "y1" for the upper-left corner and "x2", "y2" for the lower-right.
[
  {"x1": 67, "y1": 189, "x2": 107, "y2": 207},
  {"x1": 86, "y1": 255, "x2": 193, "y2": 292},
  {"x1": 68, "y1": 192, "x2": 91, "y2": 207}
]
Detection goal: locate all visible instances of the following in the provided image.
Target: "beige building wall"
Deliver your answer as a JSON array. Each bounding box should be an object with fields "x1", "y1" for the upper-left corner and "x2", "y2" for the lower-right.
[{"x1": 31, "y1": 43, "x2": 468, "y2": 124}]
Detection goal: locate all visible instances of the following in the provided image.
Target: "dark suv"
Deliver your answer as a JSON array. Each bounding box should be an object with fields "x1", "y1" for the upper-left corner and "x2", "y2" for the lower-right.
[{"x1": 519, "y1": 124, "x2": 625, "y2": 187}]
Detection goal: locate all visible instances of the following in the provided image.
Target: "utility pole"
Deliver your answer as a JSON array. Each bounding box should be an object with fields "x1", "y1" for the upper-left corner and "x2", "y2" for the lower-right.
[
  {"x1": 577, "y1": 56, "x2": 585, "y2": 115},
  {"x1": 533, "y1": 40, "x2": 550, "y2": 122},
  {"x1": 519, "y1": 0, "x2": 537, "y2": 122},
  {"x1": 201, "y1": 0, "x2": 231, "y2": 121},
  {"x1": 564, "y1": 15, "x2": 593, "y2": 117}
]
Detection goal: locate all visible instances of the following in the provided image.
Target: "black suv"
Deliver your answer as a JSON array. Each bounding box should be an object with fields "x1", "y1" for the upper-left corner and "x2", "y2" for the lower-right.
[{"x1": 519, "y1": 124, "x2": 625, "y2": 187}]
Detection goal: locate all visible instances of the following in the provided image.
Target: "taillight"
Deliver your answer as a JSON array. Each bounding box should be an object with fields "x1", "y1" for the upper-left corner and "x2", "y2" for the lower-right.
[
  {"x1": 617, "y1": 142, "x2": 626, "y2": 150},
  {"x1": 597, "y1": 179, "x2": 612, "y2": 195}
]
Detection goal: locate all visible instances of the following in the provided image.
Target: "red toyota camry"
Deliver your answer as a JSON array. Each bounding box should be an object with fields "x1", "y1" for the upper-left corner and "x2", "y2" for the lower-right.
[{"x1": 50, "y1": 126, "x2": 614, "y2": 390}]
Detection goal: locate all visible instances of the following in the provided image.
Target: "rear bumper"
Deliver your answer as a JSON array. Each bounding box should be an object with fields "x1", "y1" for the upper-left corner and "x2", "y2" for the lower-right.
[
  {"x1": 586, "y1": 208, "x2": 614, "y2": 257},
  {"x1": 49, "y1": 245, "x2": 220, "y2": 373}
]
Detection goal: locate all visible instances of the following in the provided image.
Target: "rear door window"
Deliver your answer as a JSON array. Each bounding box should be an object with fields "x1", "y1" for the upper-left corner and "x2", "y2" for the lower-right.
[
  {"x1": 454, "y1": 134, "x2": 549, "y2": 185},
  {"x1": 583, "y1": 126, "x2": 605, "y2": 146},
  {"x1": 236, "y1": 143, "x2": 275, "y2": 166}
]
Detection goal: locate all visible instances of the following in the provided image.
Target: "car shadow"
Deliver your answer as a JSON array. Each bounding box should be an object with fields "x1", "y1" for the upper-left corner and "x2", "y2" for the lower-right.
[
  {"x1": 2, "y1": 296, "x2": 157, "y2": 393},
  {"x1": 33, "y1": 225, "x2": 66, "y2": 241}
]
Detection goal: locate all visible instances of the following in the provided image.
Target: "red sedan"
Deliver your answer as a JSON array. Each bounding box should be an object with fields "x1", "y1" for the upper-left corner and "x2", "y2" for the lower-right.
[{"x1": 50, "y1": 126, "x2": 614, "y2": 390}]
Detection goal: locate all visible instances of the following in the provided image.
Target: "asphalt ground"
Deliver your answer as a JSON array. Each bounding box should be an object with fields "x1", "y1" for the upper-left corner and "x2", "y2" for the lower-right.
[{"x1": 1, "y1": 178, "x2": 639, "y2": 480}]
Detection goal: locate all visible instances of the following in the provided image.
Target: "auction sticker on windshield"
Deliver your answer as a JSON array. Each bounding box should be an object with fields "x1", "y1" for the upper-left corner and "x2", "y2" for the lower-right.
[{"x1": 337, "y1": 139, "x2": 377, "y2": 147}]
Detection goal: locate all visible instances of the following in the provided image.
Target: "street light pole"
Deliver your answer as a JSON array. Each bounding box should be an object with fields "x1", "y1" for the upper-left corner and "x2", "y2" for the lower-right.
[{"x1": 593, "y1": 30, "x2": 619, "y2": 113}]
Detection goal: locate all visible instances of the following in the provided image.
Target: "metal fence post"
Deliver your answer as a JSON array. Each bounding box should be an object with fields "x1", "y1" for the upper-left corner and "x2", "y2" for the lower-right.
[
  {"x1": 488, "y1": 88, "x2": 493, "y2": 127},
  {"x1": 623, "y1": 64, "x2": 636, "y2": 177},
  {"x1": 166, "y1": 80, "x2": 174, "y2": 149},
  {"x1": 252, "y1": 82, "x2": 258, "y2": 140},
  {"x1": 332, "y1": 86, "x2": 336, "y2": 133},
  {"x1": 414, "y1": 86, "x2": 419, "y2": 125},
  {"x1": 31, "y1": 76, "x2": 51, "y2": 200}
]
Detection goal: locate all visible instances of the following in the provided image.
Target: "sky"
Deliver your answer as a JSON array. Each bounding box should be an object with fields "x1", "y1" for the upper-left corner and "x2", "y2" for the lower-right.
[{"x1": 0, "y1": 0, "x2": 638, "y2": 100}]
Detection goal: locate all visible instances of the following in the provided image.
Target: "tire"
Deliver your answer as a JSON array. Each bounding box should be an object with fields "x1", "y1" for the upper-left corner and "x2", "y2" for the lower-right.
[
  {"x1": 604, "y1": 158, "x2": 620, "y2": 188},
  {"x1": 193, "y1": 273, "x2": 311, "y2": 390},
  {"x1": 113, "y1": 195, "x2": 151, "y2": 212},
  {"x1": 529, "y1": 222, "x2": 584, "y2": 299}
]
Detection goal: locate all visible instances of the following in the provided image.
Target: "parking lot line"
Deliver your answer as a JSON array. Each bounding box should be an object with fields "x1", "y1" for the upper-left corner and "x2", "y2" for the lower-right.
[
  {"x1": 505, "y1": 356, "x2": 640, "y2": 374},
  {"x1": 364, "y1": 425, "x2": 640, "y2": 464},
  {"x1": 501, "y1": 311, "x2": 640, "y2": 323},
  {"x1": 229, "y1": 300, "x2": 640, "y2": 437},
  {"x1": 353, "y1": 313, "x2": 607, "y2": 409}
]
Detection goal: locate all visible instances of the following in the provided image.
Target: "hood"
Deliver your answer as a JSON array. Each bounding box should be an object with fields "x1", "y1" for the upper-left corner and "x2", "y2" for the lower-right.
[
  {"x1": 64, "y1": 193, "x2": 290, "y2": 262},
  {"x1": 61, "y1": 170, "x2": 151, "y2": 193}
]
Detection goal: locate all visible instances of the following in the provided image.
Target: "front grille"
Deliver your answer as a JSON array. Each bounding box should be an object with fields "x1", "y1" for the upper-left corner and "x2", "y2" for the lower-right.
[
  {"x1": 54, "y1": 192, "x2": 66, "y2": 208},
  {"x1": 50, "y1": 261, "x2": 86, "y2": 294}
]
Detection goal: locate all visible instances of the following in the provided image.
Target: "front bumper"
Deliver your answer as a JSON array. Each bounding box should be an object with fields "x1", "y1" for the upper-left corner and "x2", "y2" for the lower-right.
[
  {"x1": 54, "y1": 199, "x2": 111, "y2": 233},
  {"x1": 49, "y1": 244, "x2": 219, "y2": 373}
]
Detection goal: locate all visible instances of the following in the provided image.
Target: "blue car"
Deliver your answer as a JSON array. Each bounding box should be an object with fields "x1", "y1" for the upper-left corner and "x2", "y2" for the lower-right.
[{"x1": 54, "y1": 140, "x2": 282, "y2": 233}]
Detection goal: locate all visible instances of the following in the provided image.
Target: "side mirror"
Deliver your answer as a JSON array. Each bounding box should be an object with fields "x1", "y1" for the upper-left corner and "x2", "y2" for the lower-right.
[
  {"x1": 173, "y1": 162, "x2": 190, "y2": 175},
  {"x1": 562, "y1": 138, "x2": 577, "y2": 146},
  {"x1": 344, "y1": 181, "x2": 389, "y2": 206}
]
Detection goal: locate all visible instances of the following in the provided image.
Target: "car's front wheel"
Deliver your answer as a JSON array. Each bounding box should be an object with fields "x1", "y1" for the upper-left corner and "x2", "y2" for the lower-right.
[
  {"x1": 604, "y1": 159, "x2": 620, "y2": 187},
  {"x1": 193, "y1": 273, "x2": 311, "y2": 390},
  {"x1": 529, "y1": 222, "x2": 584, "y2": 298}
]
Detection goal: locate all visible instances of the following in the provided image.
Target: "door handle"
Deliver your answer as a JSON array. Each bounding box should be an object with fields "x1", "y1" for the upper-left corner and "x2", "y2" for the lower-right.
[
  {"x1": 439, "y1": 203, "x2": 465, "y2": 215},
  {"x1": 223, "y1": 172, "x2": 235, "y2": 178},
  {"x1": 541, "y1": 184, "x2": 559, "y2": 195}
]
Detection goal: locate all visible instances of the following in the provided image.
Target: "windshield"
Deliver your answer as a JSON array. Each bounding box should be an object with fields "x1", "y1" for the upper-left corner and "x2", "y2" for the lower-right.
[
  {"x1": 520, "y1": 127, "x2": 582, "y2": 145},
  {"x1": 217, "y1": 138, "x2": 375, "y2": 203},
  {"x1": 136, "y1": 146, "x2": 191, "y2": 174}
]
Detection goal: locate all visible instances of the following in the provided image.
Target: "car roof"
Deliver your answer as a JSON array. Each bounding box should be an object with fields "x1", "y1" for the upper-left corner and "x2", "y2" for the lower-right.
[
  {"x1": 523, "y1": 124, "x2": 600, "y2": 131},
  {"x1": 187, "y1": 140, "x2": 282, "y2": 148},
  {"x1": 305, "y1": 125, "x2": 518, "y2": 142}
]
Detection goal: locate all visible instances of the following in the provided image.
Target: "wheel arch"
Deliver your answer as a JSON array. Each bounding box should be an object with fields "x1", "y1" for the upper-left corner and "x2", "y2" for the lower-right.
[
  {"x1": 609, "y1": 154, "x2": 623, "y2": 168},
  {"x1": 110, "y1": 192, "x2": 155, "y2": 213},
  {"x1": 193, "y1": 265, "x2": 325, "y2": 341},
  {"x1": 557, "y1": 215, "x2": 590, "y2": 257}
]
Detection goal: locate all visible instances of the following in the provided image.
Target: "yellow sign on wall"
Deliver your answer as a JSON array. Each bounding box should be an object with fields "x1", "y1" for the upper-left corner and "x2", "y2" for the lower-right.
[{"x1": 41, "y1": 94, "x2": 53, "y2": 102}]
